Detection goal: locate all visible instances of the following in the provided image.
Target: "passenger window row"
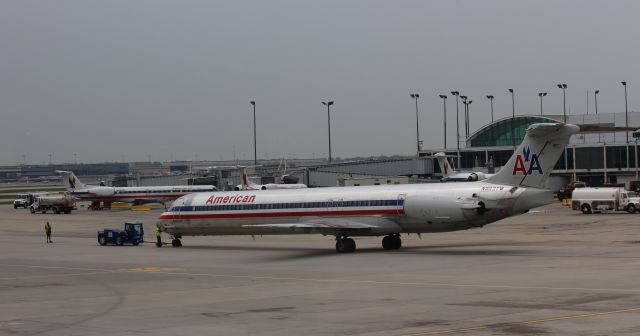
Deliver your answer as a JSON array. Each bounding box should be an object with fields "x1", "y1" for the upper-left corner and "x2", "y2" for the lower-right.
[{"x1": 169, "y1": 199, "x2": 405, "y2": 212}]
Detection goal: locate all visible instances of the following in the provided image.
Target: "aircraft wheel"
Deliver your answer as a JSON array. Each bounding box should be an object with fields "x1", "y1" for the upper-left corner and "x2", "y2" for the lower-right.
[
  {"x1": 581, "y1": 204, "x2": 592, "y2": 214},
  {"x1": 382, "y1": 235, "x2": 393, "y2": 250},
  {"x1": 392, "y1": 235, "x2": 402, "y2": 250},
  {"x1": 336, "y1": 238, "x2": 355, "y2": 253},
  {"x1": 171, "y1": 238, "x2": 182, "y2": 247},
  {"x1": 382, "y1": 235, "x2": 402, "y2": 250}
]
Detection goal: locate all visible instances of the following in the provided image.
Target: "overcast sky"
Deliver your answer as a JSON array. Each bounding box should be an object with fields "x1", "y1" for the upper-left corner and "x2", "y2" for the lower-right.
[{"x1": 1, "y1": 0, "x2": 639, "y2": 165}]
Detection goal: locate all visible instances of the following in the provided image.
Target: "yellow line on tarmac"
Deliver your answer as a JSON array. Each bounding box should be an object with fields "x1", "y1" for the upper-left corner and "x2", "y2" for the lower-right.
[{"x1": 401, "y1": 307, "x2": 640, "y2": 336}]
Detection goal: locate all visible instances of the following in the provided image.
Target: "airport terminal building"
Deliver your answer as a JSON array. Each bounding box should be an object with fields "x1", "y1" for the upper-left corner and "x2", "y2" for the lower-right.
[{"x1": 2, "y1": 112, "x2": 639, "y2": 190}]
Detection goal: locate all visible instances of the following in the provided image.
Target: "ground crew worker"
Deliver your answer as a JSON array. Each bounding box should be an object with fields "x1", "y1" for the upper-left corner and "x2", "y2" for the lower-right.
[
  {"x1": 45, "y1": 222, "x2": 52, "y2": 243},
  {"x1": 155, "y1": 227, "x2": 162, "y2": 247}
]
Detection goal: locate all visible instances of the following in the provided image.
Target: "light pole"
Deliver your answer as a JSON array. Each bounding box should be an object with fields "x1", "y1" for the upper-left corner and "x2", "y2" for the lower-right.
[
  {"x1": 538, "y1": 92, "x2": 547, "y2": 116},
  {"x1": 557, "y1": 83, "x2": 568, "y2": 123},
  {"x1": 439, "y1": 94, "x2": 448, "y2": 149},
  {"x1": 322, "y1": 101, "x2": 334, "y2": 163},
  {"x1": 410, "y1": 93, "x2": 421, "y2": 154},
  {"x1": 463, "y1": 100, "x2": 473, "y2": 138},
  {"x1": 622, "y1": 82, "x2": 629, "y2": 144},
  {"x1": 460, "y1": 95, "x2": 468, "y2": 141},
  {"x1": 486, "y1": 95, "x2": 494, "y2": 123},
  {"x1": 622, "y1": 81, "x2": 629, "y2": 170},
  {"x1": 508, "y1": 89, "x2": 515, "y2": 148},
  {"x1": 595, "y1": 90, "x2": 600, "y2": 142},
  {"x1": 451, "y1": 91, "x2": 461, "y2": 168},
  {"x1": 250, "y1": 101, "x2": 257, "y2": 166}
]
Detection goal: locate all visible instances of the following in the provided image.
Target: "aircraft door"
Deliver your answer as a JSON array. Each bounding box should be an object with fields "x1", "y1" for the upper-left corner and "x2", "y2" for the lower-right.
[
  {"x1": 326, "y1": 198, "x2": 343, "y2": 216},
  {"x1": 397, "y1": 194, "x2": 407, "y2": 216}
]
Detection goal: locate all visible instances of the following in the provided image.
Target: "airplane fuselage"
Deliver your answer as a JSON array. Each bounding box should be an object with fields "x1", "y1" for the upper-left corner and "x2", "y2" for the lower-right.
[
  {"x1": 71, "y1": 185, "x2": 218, "y2": 204},
  {"x1": 158, "y1": 182, "x2": 551, "y2": 237}
]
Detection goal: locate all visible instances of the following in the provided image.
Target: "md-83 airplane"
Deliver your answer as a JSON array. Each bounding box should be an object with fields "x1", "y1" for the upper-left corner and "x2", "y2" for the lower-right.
[
  {"x1": 57, "y1": 170, "x2": 218, "y2": 206},
  {"x1": 157, "y1": 123, "x2": 578, "y2": 252},
  {"x1": 433, "y1": 152, "x2": 495, "y2": 182},
  {"x1": 235, "y1": 166, "x2": 307, "y2": 190}
]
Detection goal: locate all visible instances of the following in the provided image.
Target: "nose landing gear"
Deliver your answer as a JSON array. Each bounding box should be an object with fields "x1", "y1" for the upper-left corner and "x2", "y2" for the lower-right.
[{"x1": 171, "y1": 236, "x2": 182, "y2": 247}]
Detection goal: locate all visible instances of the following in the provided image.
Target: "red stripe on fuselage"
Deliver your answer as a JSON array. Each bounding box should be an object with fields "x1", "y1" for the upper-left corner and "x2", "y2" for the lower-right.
[{"x1": 159, "y1": 209, "x2": 402, "y2": 220}]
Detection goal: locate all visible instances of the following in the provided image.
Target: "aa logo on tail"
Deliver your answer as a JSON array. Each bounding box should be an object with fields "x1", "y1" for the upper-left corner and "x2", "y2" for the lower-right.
[
  {"x1": 69, "y1": 177, "x2": 76, "y2": 189},
  {"x1": 512, "y1": 146, "x2": 543, "y2": 176}
]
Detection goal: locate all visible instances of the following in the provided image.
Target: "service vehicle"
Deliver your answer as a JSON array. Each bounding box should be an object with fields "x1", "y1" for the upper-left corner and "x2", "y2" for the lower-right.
[
  {"x1": 13, "y1": 192, "x2": 48, "y2": 209},
  {"x1": 97, "y1": 222, "x2": 145, "y2": 246},
  {"x1": 557, "y1": 181, "x2": 586, "y2": 201},
  {"x1": 30, "y1": 194, "x2": 75, "y2": 214},
  {"x1": 571, "y1": 187, "x2": 640, "y2": 214}
]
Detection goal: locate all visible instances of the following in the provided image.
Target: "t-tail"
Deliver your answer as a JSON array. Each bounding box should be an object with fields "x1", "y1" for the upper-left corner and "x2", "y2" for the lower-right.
[
  {"x1": 239, "y1": 166, "x2": 259, "y2": 190},
  {"x1": 433, "y1": 152, "x2": 455, "y2": 178},
  {"x1": 485, "y1": 123, "x2": 579, "y2": 189},
  {"x1": 55, "y1": 170, "x2": 87, "y2": 191}
]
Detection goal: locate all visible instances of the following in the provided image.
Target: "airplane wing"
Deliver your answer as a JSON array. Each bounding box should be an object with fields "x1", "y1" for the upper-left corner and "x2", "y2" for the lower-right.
[{"x1": 242, "y1": 216, "x2": 402, "y2": 236}]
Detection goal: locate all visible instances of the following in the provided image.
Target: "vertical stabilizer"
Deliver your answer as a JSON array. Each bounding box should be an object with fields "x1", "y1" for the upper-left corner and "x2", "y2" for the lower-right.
[
  {"x1": 55, "y1": 170, "x2": 87, "y2": 191},
  {"x1": 434, "y1": 152, "x2": 456, "y2": 178},
  {"x1": 485, "y1": 123, "x2": 579, "y2": 188},
  {"x1": 239, "y1": 166, "x2": 259, "y2": 190}
]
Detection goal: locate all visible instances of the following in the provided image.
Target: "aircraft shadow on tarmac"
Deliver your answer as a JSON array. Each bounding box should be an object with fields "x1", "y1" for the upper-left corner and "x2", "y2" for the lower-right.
[{"x1": 173, "y1": 242, "x2": 534, "y2": 261}]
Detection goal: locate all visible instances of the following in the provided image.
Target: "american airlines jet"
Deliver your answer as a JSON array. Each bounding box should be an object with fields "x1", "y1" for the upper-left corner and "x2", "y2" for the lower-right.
[
  {"x1": 433, "y1": 152, "x2": 495, "y2": 182},
  {"x1": 158, "y1": 123, "x2": 578, "y2": 252},
  {"x1": 57, "y1": 171, "x2": 218, "y2": 206},
  {"x1": 235, "y1": 166, "x2": 307, "y2": 190}
]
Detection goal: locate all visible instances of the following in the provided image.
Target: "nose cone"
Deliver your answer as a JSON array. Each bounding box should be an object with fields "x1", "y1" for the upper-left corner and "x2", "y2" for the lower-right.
[{"x1": 157, "y1": 194, "x2": 189, "y2": 231}]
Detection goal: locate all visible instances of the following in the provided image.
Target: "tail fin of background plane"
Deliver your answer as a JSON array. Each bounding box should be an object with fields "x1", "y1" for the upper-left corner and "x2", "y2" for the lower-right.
[
  {"x1": 485, "y1": 123, "x2": 579, "y2": 189},
  {"x1": 238, "y1": 166, "x2": 259, "y2": 190},
  {"x1": 55, "y1": 170, "x2": 87, "y2": 191},
  {"x1": 434, "y1": 152, "x2": 455, "y2": 178}
]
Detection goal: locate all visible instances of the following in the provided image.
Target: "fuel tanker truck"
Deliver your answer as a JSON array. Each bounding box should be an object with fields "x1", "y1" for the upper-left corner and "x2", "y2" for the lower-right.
[{"x1": 30, "y1": 194, "x2": 76, "y2": 214}]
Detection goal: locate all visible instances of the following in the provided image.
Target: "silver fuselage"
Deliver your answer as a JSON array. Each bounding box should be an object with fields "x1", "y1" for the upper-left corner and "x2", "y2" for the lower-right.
[{"x1": 157, "y1": 182, "x2": 551, "y2": 237}]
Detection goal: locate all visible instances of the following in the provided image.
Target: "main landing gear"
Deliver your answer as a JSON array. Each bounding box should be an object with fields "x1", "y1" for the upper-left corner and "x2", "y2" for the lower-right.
[
  {"x1": 335, "y1": 237, "x2": 356, "y2": 253},
  {"x1": 382, "y1": 234, "x2": 401, "y2": 250},
  {"x1": 335, "y1": 234, "x2": 403, "y2": 253}
]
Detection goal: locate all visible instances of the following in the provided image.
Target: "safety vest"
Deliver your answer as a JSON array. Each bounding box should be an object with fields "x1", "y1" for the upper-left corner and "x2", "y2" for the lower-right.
[{"x1": 155, "y1": 228, "x2": 161, "y2": 237}]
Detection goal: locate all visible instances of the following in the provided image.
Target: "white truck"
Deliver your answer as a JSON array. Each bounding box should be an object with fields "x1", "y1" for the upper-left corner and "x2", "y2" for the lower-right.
[
  {"x1": 30, "y1": 194, "x2": 75, "y2": 214},
  {"x1": 13, "y1": 192, "x2": 49, "y2": 209},
  {"x1": 571, "y1": 187, "x2": 640, "y2": 214}
]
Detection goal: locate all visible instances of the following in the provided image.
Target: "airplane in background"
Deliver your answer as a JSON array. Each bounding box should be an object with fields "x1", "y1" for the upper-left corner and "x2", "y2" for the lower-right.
[
  {"x1": 157, "y1": 123, "x2": 578, "y2": 252},
  {"x1": 235, "y1": 166, "x2": 307, "y2": 190},
  {"x1": 433, "y1": 152, "x2": 495, "y2": 182},
  {"x1": 56, "y1": 170, "x2": 218, "y2": 207}
]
